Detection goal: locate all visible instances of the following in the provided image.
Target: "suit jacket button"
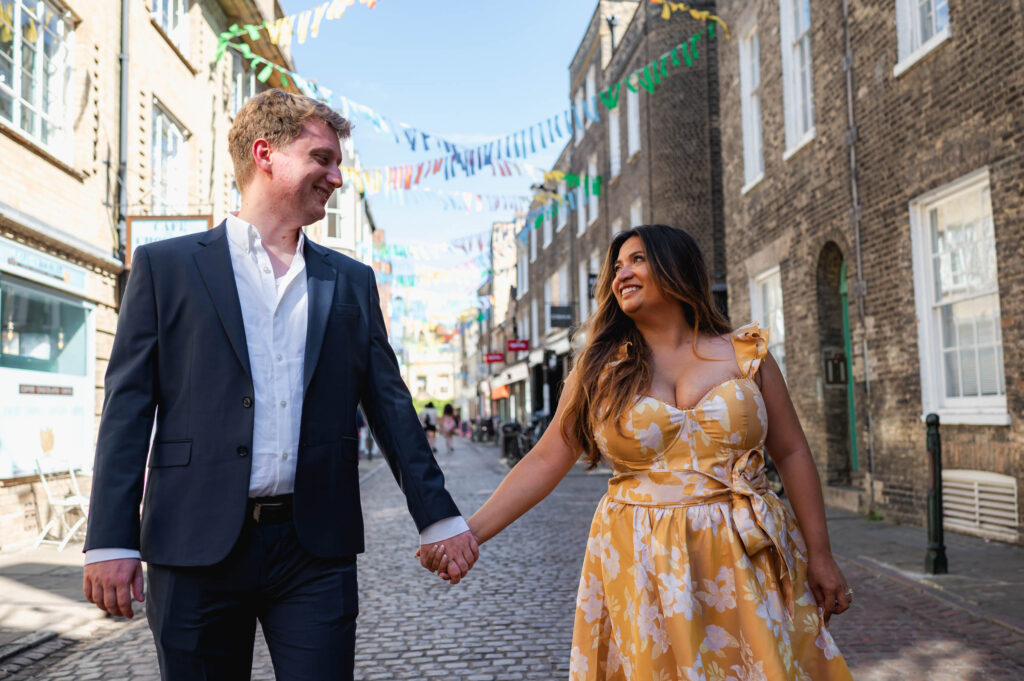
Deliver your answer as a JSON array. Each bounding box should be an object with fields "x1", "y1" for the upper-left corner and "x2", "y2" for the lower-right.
[
  {"x1": 242, "y1": 397, "x2": 253, "y2": 408},
  {"x1": 237, "y1": 446, "x2": 249, "y2": 457}
]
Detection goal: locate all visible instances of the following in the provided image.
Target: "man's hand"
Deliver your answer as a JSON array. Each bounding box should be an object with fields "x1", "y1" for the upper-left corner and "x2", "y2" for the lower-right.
[
  {"x1": 417, "y1": 530, "x2": 479, "y2": 585},
  {"x1": 83, "y1": 558, "x2": 144, "y2": 618}
]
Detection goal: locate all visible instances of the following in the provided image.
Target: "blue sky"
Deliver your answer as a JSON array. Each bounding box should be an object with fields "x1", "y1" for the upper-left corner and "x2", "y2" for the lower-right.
[{"x1": 284, "y1": 0, "x2": 603, "y2": 319}]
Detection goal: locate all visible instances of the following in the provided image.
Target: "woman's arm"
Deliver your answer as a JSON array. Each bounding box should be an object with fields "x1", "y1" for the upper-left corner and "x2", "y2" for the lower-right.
[{"x1": 759, "y1": 352, "x2": 852, "y2": 625}]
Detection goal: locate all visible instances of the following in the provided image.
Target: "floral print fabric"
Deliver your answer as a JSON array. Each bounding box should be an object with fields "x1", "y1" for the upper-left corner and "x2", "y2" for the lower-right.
[{"x1": 570, "y1": 323, "x2": 852, "y2": 681}]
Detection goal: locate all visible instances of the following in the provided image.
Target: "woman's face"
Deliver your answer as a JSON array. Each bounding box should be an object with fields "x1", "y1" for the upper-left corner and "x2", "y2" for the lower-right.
[{"x1": 611, "y1": 236, "x2": 669, "y2": 317}]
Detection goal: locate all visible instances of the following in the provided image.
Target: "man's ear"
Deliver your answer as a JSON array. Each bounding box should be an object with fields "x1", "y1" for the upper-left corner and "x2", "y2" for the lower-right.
[{"x1": 252, "y1": 139, "x2": 272, "y2": 175}]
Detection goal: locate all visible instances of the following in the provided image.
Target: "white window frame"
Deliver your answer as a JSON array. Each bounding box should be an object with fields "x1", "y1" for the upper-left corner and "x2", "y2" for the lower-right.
[
  {"x1": 151, "y1": 101, "x2": 189, "y2": 215},
  {"x1": 578, "y1": 260, "x2": 588, "y2": 322},
  {"x1": 517, "y1": 245, "x2": 529, "y2": 297},
  {"x1": 0, "y1": 0, "x2": 73, "y2": 158},
  {"x1": 152, "y1": 0, "x2": 189, "y2": 52},
  {"x1": 530, "y1": 297, "x2": 538, "y2": 346},
  {"x1": 608, "y1": 109, "x2": 621, "y2": 178},
  {"x1": 629, "y1": 197, "x2": 643, "y2": 228},
  {"x1": 574, "y1": 89, "x2": 584, "y2": 144},
  {"x1": 231, "y1": 50, "x2": 257, "y2": 116},
  {"x1": 910, "y1": 168, "x2": 1008, "y2": 425},
  {"x1": 587, "y1": 155, "x2": 599, "y2": 224},
  {"x1": 585, "y1": 64, "x2": 596, "y2": 129},
  {"x1": 529, "y1": 220, "x2": 537, "y2": 263},
  {"x1": 556, "y1": 181, "x2": 567, "y2": 231},
  {"x1": 894, "y1": 0, "x2": 951, "y2": 77},
  {"x1": 576, "y1": 186, "x2": 586, "y2": 236},
  {"x1": 779, "y1": 0, "x2": 815, "y2": 159},
  {"x1": 749, "y1": 265, "x2": 786, "y2": 378},
  {"x1": 542, "y1": 200, "x2": 552, "y2": 247},
  {"x1": 611, "y1": 217, "x2": 623, "y2": 237},
  {"x1": 543, "y1": 276, "x2": 553, "y2": 333},
  {"x1": 626, "y1": 85, "x2": 640, "y2": 157},
  {"x1": 739, "y1": 26, "x2": 764, "y2": 192}
]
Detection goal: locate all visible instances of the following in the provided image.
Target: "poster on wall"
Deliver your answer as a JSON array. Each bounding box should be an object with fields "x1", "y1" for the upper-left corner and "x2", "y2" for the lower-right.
[
  {"x1": 126, "y1": 216, "x2": 213, "y2": 267},
  {"x1": 0, "y1": 372, "x2": 93, "y2": 479}
]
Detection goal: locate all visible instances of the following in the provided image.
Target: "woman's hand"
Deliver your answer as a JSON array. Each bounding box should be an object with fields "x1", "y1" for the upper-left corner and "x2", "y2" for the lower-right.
[{"x1": 806, "y1": 551, "x2": 852, "y2": 626}]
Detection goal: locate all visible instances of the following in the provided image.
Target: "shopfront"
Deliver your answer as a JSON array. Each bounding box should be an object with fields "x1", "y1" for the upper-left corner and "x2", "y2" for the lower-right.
[{"x1": 0, "y1": 236, "x2": 95, "y2": 480}]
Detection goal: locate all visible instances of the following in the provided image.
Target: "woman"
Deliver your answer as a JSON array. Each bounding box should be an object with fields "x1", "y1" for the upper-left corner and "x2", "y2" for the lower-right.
[
  {"x1": 441, "y1": 403, "x2": 457, "y2": 454},
  {"x1": 420, "y1": 401, "x2": 438, "y2": 453},
  {"x1": 430, "y1": 226, "x2": 853, "y2": 680}
]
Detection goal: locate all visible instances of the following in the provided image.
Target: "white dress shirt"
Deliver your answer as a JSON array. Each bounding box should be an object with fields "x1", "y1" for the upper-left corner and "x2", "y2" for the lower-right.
[{"x1": 85, "y1": 215, "x2": 466, "y2": 565}]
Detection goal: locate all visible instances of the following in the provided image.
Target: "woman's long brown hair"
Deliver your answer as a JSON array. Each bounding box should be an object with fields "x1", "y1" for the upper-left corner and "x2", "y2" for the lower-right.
[{"x1": 562, "y1": 225, "x2": 731, "y2": 468}]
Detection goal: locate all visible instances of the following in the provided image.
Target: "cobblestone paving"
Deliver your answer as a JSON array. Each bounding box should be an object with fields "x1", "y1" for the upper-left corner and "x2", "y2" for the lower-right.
[{"x1": 6, "y1": 439, "x2": 1024, "y2": 680}]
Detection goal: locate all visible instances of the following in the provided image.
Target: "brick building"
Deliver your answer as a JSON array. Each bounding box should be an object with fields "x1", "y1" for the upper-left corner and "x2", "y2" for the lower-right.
[
  {"x1": 717, "y1": 0, "x2": 1024, "y2": 541},
  {"x1": 509, "y1": 0, "x2": 727, "y2": 422}
]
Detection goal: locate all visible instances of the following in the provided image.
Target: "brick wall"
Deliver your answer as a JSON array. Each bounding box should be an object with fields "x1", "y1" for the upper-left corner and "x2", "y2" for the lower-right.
[{"x1": 717, "y1": 0, "x2": 1024, "y2": 536}]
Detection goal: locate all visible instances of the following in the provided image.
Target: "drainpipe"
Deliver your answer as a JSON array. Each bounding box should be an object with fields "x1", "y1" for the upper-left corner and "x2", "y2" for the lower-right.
[
  {"x1": 841, "y1": 0, "x2": 876, "y2": 511},
  {"x1": 116, "y1": 0, "x2": 130, "y2": 266}
]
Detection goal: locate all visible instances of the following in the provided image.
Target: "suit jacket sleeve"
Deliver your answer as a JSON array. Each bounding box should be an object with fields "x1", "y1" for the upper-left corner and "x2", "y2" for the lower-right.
[
  {"x1": 84, "y1": 247, "x2": 160, "y2": 551},
  {"x1": 358, "y1": 267, "x2": 460, "y2": 531}
]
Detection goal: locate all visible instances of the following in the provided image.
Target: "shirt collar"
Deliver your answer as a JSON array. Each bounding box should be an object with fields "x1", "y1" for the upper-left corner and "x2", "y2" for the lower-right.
[{"x1": 225, "y1": 213, "x2": 306, "y2": 261}]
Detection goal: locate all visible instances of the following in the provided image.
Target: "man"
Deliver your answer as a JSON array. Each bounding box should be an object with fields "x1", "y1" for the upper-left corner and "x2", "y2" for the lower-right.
[{"x1": 83, "y1": 89, "x2": 478, "y2": 680}]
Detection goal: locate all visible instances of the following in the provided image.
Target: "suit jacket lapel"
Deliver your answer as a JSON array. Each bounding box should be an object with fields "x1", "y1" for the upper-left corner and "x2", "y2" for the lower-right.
[
  {"x1": 303, "y1": 239, "x2": 337, "y2": 394},
  {"x1": 193, "y1": 223, "x2": 252, "y2": 377}
]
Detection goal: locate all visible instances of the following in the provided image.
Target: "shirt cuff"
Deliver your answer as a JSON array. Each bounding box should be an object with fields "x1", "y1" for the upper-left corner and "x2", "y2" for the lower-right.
[
  {"x1": 419, "y1": 516, "x2": 470, "y2": 544},
  {"x1": 84, "y1": 548, "x2": 142, "y2": 565}
]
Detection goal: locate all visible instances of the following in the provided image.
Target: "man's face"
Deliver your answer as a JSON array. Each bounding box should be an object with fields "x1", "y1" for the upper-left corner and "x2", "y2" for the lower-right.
[{"x1": 267, "y1": 120, "x2": 343, "y2": 225}]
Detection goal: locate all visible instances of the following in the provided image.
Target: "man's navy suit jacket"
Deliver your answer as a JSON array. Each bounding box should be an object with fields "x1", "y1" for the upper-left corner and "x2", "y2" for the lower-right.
[{"x1": 85, "y1": 222, "x2": 459, "y2": 566}]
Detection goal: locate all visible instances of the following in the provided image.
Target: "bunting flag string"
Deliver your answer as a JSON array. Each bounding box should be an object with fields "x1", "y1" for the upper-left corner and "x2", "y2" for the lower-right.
[
  {"x1": 217, "y1": 21, "x2": 722, "y2": 169},
  {"x1": 334, "y1": 21, "x2": 723, "y2": 162},
  {"x1": 215, "y1": 0, "x2": 378, "y2": 59}
]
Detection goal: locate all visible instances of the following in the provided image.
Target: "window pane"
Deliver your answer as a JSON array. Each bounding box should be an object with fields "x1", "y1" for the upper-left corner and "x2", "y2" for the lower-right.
[
  {"x1": 935, "y1": 0, "x2": 949, "y2": 32},
  {"x1": 919, "y1": 0, "x2": 935, "y2": 42},
  {"x1": 978, "y1": 346, "x2": 1000, "y2": 396},
  {"x1": 959, "y1": 348, "x2": 978, "y2": 397},
  {"x1": 0, "y1": 278, "x2": 87, "y2": 376},
  {"x1": 943, "y1": 350, "x2": 959, "y2": 398}
]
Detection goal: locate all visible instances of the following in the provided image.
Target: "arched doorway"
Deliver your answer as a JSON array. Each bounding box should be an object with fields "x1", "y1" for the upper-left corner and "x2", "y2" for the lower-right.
[{"x1": 816, "y1": 243, "x2": 857, "y2": 486}]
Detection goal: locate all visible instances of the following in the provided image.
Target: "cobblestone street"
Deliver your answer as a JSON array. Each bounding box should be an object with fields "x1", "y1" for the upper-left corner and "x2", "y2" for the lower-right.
[{"x1": 3, "y1": 439, "x2": 1023, "y2": 680}]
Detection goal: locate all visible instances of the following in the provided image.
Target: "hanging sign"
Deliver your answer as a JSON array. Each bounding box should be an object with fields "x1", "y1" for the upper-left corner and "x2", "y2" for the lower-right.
[
  {"x1": 549, "y1": 306, "x2": 574, "y2": 329},
  {"x1": 485, "y1": 352, "x2": 505, "y2": 364},
  {"x1": 506, "y1": 339, "x2": 529, "y2": 352},
  {"x1": 126, "y1": 216, "x2": 213, "y2": 267}
]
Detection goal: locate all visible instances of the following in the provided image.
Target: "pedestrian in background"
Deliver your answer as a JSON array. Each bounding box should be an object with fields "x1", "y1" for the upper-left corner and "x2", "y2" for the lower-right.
[
  {"x1": 420, "y1": 401, "x2": 438, "y2": 452},
  {"x1": 426, "y1": 225, "x2": 853, "y2": 680},
  {"x1": 82, "y1": 89, "x2": 478, "y2": 681},
  {"x1": 441, "y1": 403, "x2": 457, "y2": 454}
]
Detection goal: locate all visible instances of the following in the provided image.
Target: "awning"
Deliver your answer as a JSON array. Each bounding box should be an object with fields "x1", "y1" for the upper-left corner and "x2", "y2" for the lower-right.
[{"x1": 491, "y1": 385, "x2": 510, "y2": 400}]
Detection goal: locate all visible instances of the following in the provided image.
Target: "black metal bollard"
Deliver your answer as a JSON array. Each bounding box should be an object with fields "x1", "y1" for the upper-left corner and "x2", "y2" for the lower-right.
[{"x1": 925, "y1": 413, "x2": 948, "y2": 575}]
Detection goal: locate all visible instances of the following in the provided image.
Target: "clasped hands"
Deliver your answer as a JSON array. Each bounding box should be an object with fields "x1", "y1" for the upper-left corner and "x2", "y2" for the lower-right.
[{"x1": 416, "y1": 529, "x2": 479, "y2": 584}]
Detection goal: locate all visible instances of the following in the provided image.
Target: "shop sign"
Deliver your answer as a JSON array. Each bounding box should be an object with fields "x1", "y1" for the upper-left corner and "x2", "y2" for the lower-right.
[
  {"x1": 0, "y1": 373, "x2": 92, "y2": 478},
  {"x1": 20, "y1": 384, "x2": 73, "y2": 396},
  {"x1": 485, "y1": 352, "x2": 505, "y2": 363},
  {"x1": 0, "y1": 236, "x2": 88, "y2": 296},
  {"x1": 506, "y1": 339, "x2": 529, "y2": 352},
  {"x1": 549, "y1": 305, "x2": 573, "y2": 328},
  {"x1": 126, "y1": 216, "x2": 213, "y2": 266}
]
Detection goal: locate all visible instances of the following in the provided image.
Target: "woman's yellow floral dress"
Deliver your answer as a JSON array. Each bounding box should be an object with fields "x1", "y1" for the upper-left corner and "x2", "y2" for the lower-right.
[{"x1": 570, "y1": 323, "x2": 853, "y2": 681}]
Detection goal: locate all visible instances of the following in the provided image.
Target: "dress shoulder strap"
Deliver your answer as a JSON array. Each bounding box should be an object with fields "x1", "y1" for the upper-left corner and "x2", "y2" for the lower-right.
[{"x1": 730, "y1": 322, "x2": 770, "y2": 378}]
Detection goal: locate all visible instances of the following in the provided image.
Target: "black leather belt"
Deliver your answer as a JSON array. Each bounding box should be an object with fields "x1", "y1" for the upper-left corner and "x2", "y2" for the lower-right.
[{"x1": 247, "y1": 495, "x2": 293, "y2": 524}]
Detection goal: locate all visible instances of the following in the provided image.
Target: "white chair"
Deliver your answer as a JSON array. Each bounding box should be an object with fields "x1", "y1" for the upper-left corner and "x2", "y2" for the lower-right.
[{"x1": 34, "y1": 459, "x2": 90, "y2": 551}]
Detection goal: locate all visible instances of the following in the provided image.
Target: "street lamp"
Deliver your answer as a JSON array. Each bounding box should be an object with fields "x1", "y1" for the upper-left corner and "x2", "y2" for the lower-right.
[{"x1": 606, "y1": 14, "x2": 619, "y2": 52}]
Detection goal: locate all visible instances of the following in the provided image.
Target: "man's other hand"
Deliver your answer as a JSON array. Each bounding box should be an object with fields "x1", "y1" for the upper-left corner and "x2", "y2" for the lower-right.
[{"x1": 83, "y1": 558, "x2": 144, "y2": 618}]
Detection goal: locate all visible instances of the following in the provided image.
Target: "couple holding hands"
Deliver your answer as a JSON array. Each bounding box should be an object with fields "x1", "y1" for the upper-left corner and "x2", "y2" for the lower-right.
[{"x1": 83, "y1": 89, "x2": 853, "y2": 680}]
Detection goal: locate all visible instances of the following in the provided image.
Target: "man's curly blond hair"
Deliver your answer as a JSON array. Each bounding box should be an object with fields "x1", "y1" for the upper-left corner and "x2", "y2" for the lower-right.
[{"x1": 229, "y1": 89, "x2": 351, "y2": 190}]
